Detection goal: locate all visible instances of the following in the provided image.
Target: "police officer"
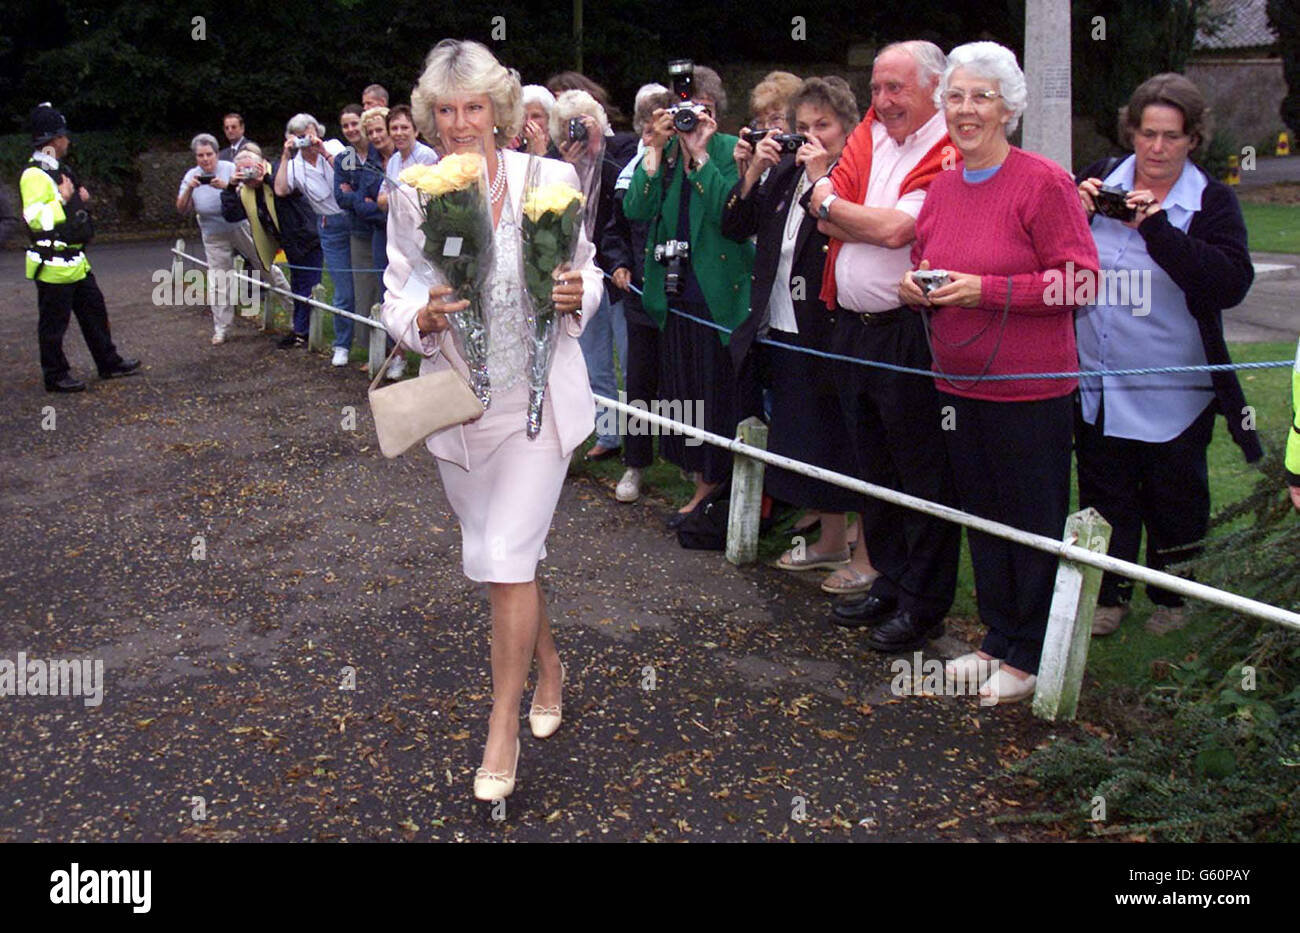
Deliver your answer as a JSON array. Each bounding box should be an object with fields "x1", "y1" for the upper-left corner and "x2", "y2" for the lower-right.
[{"x1": 20, "y1": 103, "x2": 140, "y2": 392}]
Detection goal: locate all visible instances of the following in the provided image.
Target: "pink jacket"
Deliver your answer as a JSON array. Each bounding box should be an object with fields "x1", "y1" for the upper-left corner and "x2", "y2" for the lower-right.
[{"x1": 381, "y1": 149, "x2": 600, "y2": 469}]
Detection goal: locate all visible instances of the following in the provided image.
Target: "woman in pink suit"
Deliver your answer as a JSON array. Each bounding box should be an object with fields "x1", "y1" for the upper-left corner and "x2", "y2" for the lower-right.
[{"x1": 381, "y1": 39, "x2": 602, "y2": 801}]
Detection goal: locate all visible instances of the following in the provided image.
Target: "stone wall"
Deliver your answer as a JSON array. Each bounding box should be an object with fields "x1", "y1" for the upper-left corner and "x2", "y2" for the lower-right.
[{"x1": 1187, "y1": 57, "x2": 1287, "y2": 150}]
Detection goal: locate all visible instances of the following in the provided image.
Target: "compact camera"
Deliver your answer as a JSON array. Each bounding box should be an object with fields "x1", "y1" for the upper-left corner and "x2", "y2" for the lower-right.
[
  {"x1": 667, "y1": 59, "x2": 706, "y2": 133},
  {"x1": 567, "y1": 117, "x2": 588, "y2": 143},
  {"x1": 291, "y1": 135, "x2": 313, "y2": 150},
  {"x1": 196, "y1": 174, "x2": 215, "y2": 185},
  {"x1": 745, "y1": 126, "x2": 807, "y2": 154},
  {"x1": 1093, "y1": 184, "x2": 1137, "y2": 222},
  {"x1": 911, "y1": 269, "x2": 951, "y2": 296},
  {"x1": 653, "y1": 239, "x2": 692, "y2": 297},
  {"x1": 237, "y1": 166, "x2": 261, "y2": 181}
]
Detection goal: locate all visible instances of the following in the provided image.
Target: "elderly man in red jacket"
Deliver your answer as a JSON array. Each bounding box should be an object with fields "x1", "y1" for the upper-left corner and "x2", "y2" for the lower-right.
[{"x1": 806, "y1": 40, "x2": 961, "y2": 653}]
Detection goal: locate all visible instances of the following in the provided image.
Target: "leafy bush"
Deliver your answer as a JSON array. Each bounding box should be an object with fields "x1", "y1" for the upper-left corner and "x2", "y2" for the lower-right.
[{"x1": 1007, "y1": 460, "x2": 1300, "y2": 842}]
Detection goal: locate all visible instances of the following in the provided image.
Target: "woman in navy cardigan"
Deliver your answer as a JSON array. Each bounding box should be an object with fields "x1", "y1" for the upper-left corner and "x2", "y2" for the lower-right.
[
  {"x1": 1075, "y1": 73, "x2": 1261, "y2": 638},
  {"x1": 722, "y1": 77, "x2": 875, "y2": 594}
]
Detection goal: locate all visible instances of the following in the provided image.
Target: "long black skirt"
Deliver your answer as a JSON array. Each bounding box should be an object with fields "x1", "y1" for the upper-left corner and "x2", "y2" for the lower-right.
[
  {"x1": 658, "y1": 302, "x2": 740, "y2": 484},
  {"x1": 762, "y1": 328, "x2": 861, "y2": 513}
]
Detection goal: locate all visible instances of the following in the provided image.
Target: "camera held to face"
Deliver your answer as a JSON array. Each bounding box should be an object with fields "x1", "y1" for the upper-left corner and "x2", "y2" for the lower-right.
[
  {"x1": 748, "y1": 126, "x2": 808, "y2": 154},
  {"x1": 1093, "y1": 184, "x2": 1137, "y2": 222},
  {"x1": 291, "y1": 135, "x2": 313, "y2": 150},
  {"x1": 567, "y1": 117, "x2": 588, "y2": 143},
  {"x1": 667, "y1": 59, "x2": 706, "y2": 133},
  {"x1": 653, "y1": 239, "x2": 692, "y2": 298}
]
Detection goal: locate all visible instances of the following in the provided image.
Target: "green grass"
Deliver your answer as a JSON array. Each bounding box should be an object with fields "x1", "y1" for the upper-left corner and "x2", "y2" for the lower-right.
[
  {"x1": 574, "y1": 341, "x2": 1297, "y2": 689},
  {"x1": 1240, "y1": 202, "x2": 1300, "y2": 253}
]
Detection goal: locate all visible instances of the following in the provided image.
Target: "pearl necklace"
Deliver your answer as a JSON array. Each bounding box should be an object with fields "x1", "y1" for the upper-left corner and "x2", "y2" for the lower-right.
[{"x1": 488, "y1": 150, "x2": 506, "y2": 204}]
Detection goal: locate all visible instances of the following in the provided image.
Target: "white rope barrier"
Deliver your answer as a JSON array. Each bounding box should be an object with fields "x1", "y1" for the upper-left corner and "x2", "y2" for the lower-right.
[{"x1": 595, "y1": 393, "x2": 1300, "y2": 633}]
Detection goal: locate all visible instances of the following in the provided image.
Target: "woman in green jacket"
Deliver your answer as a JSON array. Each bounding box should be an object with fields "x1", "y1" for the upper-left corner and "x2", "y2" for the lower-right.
[{"x1": 622, "y1": 68, "x2": 756, "y2": 521}]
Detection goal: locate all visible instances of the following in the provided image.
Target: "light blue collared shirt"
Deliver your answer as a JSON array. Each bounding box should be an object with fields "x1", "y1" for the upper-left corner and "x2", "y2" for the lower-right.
[{"x1": 1076, "y1": 155, "x2": 1213, "y2": 442}]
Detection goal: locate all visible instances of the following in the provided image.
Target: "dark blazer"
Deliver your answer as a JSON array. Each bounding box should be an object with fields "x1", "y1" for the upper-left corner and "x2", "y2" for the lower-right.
[
  {"x1": 720, "y1": 155, "x2": 832, "y2": 372},
  {"x1": 1079, "y1": 158, "x2": 1261, "y2": 463}
]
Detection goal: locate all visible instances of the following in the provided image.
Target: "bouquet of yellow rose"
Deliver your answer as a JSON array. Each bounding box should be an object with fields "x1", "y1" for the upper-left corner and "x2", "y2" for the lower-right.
[
  {"x1": 518, "y1": 161, "x2": 586, "y2": 439},
  {"x1": 398, "y1": 153, "x2": 493, "y2": 408}
]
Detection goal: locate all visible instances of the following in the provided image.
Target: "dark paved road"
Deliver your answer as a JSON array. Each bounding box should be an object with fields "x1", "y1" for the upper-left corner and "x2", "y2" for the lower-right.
[{"x1": 0, "y1": 239, "x2": 1103, "y2": 842}]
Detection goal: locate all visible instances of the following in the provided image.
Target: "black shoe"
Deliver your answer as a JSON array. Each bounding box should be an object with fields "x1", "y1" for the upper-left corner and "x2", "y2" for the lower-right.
[
  {"x1": 45, "y1": 375, "x2": 86, "y2": 393},
  {"x1": 830, "y1": 592, "x2": 897, "y2": 628},
  {"x1": 866, "y1": 609, "x2": 944, "y2": 653},
  {"x1": 666, "y1": 510, "x2": 689, "y2": 530},
  {"x1": 277, "y1": 333, "x2": 308, "y2": 349},
  {"x1": 99, "y1": 358, "x2": 141, "y2": 378}
]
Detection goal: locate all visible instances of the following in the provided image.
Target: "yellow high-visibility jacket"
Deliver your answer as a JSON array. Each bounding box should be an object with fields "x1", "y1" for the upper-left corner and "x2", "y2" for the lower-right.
[{"x1": 20, "y1": 153, "x2": 91, "y2": 284}]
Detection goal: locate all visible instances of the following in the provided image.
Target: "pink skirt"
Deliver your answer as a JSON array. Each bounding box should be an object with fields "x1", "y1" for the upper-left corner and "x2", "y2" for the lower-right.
[{"x1": 435, "y1": 381, "x2": 570, "y2": 583}]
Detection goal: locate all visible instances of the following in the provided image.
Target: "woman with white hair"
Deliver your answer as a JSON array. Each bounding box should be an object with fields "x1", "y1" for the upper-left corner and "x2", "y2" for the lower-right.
[
  {"x1": 177, "y1": 132, "x2": 254, "y2": 345},
  {"x1": 382, "y1": 39, "x2": 603, "y2": 801},
  {"x1": 550, "y1": 89, "x2": 629, "y2": 461},
  {"x1": 517, "y1": 84, "x2": 558, "y2": 157},
  {"x1": 273, "y1": 113, "x2": 356, "y2": 367},
  {"x1": 898, "y1": 41, "x2": 1098, "y2": 704}
]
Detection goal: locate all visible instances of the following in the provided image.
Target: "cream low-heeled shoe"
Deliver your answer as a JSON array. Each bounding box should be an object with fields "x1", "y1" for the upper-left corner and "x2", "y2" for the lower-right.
[
  {"x1": 978, "y1": 668, "x2": 1038, "y2": 706},
  {"x1": 473, "y1": 738, "x2": 520, "y2": 801},
  {"x1": 528, "y1": 663, "x2": 565, "y2": 739},
  {"x1": 944, "y1": 652, "x2": 998, "y2": 687}
]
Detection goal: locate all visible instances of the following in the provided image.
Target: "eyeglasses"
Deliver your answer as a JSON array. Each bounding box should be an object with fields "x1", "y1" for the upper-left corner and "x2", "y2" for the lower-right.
[{"x1": 942, "y1": 89, "x2": 1002, "y2": 108}]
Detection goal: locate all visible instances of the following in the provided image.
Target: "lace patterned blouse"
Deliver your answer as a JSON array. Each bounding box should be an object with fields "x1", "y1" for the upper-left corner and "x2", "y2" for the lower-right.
[{"x1": 483, "y1": 209, "x2": 532, "y2": 394}]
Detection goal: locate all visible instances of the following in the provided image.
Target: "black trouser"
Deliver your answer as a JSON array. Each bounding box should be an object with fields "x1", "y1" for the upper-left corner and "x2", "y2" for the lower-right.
[
  {"x1": 831, "y1": 309, "x2": 959, "y2": 620},
  {"x1": 624, "y1": 311, "x2": 661, "y2": 470},
  {"x1": 1075, "y1": 398, "x2": 1215, "y2": 608},
  {"x1": 944, "y1": 392, "x2": 1073, "y2": 674},
  {"x1": 36, "y1": 272, "x2": 123, "y2": 383}
]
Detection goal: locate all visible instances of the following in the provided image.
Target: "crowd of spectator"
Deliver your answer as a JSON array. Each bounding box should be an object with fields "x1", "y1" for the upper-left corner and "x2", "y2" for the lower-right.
[{"x1": 174, "y1": 40, "x2": 1269, "y2": 705}]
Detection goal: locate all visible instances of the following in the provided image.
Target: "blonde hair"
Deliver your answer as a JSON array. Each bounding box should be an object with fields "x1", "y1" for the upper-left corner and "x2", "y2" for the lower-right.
[
  {"x1": 411, "y1": 39, "x2": 522, "y2": 149},
  {"x1": 750, "y1": 71, "x2": 801, "y2": 119},
  {"x1": 361, "y1": 106, "x2": 390, "y2": 130},
  {"x1": 548, "y1": 89, "x2": 610, "y2": 146}
]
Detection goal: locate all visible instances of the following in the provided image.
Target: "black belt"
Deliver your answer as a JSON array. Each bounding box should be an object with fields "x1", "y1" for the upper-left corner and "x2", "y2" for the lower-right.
[{"x1": 852, "y1": 306, "x2": 906, "y2": 326}]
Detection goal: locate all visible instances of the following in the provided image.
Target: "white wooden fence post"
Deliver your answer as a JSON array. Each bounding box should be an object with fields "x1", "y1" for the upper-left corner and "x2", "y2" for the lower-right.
[
  {"x1": 726, "y1": 416, "x2": 769, "y2": 566},
  {"x1": 368, "y1": 302, "x2": 388, "y2": 377},
  {"x1": 1033, "y1": 507, "x2": 1113, "y2": 721},
  {"x1": 308, "y1": 283, "x2": 328, "y2": 352}
]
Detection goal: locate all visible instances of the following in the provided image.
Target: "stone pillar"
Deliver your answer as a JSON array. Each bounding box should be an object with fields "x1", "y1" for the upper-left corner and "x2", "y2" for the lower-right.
[{"x1": 1022, "y1": 0, "x2": 1073, "y2": 171}]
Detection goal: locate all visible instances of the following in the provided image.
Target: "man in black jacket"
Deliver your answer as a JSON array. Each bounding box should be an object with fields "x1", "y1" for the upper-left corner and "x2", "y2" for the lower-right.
[{"x1": 221, "y1": 145, "x2": 321, "y2": 347}]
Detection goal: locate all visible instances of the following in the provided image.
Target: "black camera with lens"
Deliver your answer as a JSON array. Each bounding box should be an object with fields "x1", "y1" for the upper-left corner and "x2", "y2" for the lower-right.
[
  {"x1": 567, "y1": 117, "x2": 588, "y2": 143},
  {"x1": 667, "y1": 59, "x2": 708, "y2": 133},
  {"x1": 653, "y1": 239, "x2": 692, "y2": 297},
  {"x1": 1093, "y1": 184, "x2": 1136, "y2": 222},
  {"x1": 772, "y1": 133, "x2": 807, "y2": 154},
  {"x1": 197, "y1": 174, "x2": 215, "y2": 185}
]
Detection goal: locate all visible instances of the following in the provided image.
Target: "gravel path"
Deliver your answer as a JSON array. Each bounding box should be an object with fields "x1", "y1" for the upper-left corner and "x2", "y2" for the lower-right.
[{"x1": 0, "y1": 240, "x2": 1066, "y2": 842}]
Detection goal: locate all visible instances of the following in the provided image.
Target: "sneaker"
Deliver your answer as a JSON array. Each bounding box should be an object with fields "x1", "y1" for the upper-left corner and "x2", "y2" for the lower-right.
[
  {"x1": 211, "y1": 328, "x2": 226, "y2": 345},
  {"x1": 386, "y1": 356, "x2": 407, "y2": 381},
  {"x1": 615, "y1": 467, "x2": 643, "y2": 503},
  {"x1": 1091, "y1": 604, "x2": 1128, "y2": 637},
  {"x1": 277, "y1": 333, "x2": 307, "y2": 349},
  {"x1": 1145, "y1": 605, "x2": 1188, "y2": 636},
  {"x1": 331, "y1": 347, "x2": 350, "y2": 367}
]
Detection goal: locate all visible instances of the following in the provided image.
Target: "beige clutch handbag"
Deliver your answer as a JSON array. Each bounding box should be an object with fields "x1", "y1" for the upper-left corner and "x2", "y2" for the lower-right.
[{"x1": 368, "y1": 340, "x2": 484, "y2": 458}]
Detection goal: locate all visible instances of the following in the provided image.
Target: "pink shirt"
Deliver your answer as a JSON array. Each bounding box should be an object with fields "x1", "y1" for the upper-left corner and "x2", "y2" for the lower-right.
[
  {"x1": 911, "y1": 147, "x2": 1099, "y2": 402},
  {"x1": 834, "y1": 111, "x2": 947, "y2": 313}
]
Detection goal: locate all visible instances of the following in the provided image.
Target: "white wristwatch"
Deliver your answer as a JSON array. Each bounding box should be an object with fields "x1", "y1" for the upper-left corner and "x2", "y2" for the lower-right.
[{"x1": 818, "y1": 192, "x2": 838, "y2": 220}]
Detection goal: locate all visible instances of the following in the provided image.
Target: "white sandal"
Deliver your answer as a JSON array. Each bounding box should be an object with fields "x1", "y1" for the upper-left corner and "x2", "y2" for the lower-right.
[{"x1": 945, "y1": 652, "x2": 998, "y2": 687}]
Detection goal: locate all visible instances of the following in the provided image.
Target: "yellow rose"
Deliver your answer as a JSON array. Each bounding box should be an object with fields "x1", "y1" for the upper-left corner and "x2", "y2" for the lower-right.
[
  {"x1": 397, "y1": 164, "x2": 431, "y2": 188},
  {"x1": 438, "y1": 153, "x2": 483, "y2": 191},
  {"x1": 522, "y1": 183, "x2": 584, "y2": 223}
]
